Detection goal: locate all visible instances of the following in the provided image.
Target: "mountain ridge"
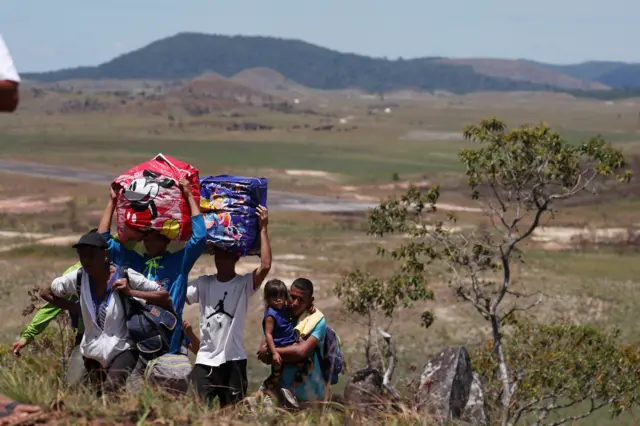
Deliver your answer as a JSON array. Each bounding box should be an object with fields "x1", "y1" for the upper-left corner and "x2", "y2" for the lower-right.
[
  {"x1": 438, "y1": 58, "x2": 609, "y2": 91},
  {"x1": 21, "y1": 32, "x2": 640, "y2": 93}
]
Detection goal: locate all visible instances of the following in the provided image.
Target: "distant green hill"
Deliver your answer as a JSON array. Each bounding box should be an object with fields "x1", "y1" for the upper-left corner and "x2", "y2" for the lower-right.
[
  {"x1": 538, "y1": 61, "x2": 628, "y2": 82},
  {"x1": 22, "y1": 32, "x2": 553, "y2": 94},
  {"x1": 537, "y1": 61, "x2": 640, "y2": 89},
  {"x1": 597, "y1": 64, "x2": 640, "y2": 89}
]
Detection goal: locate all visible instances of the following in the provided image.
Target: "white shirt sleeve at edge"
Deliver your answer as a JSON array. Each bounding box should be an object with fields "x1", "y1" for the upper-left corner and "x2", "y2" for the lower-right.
[
  {"x1": 127, "y1": 269, "x2": 161, "y2": 291},
  {"x1": 51, "y1": 270, "x2": 80, "y2": 298},
  {"x1": 186, "y1": 277, "x2": 201, "y2": 305},
  {"x1": 0, "y1": 35, "x2": 20, "y2": 82}
]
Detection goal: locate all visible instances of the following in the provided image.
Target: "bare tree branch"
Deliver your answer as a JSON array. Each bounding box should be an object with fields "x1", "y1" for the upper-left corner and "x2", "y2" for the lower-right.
[
  {"x1": 510, "y1": 395, "x2": 546, "y2": 426},
  {"x1": 365, "y1": 311, "x2": 373, "y2": 368},
  {"x1": 490, "y1": 314, "x2": 512, "y2": 426},
  {"x1": 378, "y1": 328, "x2": 400, "y2": 401},
  {"x1": 505, "y1": 289, "x2": 541, "y2": 299},
  {"x1": 525, "y1": 384, "x2": 580, "y2": 426},
  {"x1": 501, "y1": 293, "x2": 544, "y2": 322},
  {"x1": 542, "y1": 399, "x2": 608, "y2": 426},
  {"x1": 511, "y1": 200, "x2": 549, "y2": 250},
  {"x1": 546, "y1": 396, "x2": 591, "y2": 412},
  {"x1": 549, "y1": 170, "x2": 598, "y2": 202}
]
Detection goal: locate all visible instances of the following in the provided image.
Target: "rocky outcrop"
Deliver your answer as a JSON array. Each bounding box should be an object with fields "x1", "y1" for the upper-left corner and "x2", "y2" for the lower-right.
[
  {"x1": 342, "y1": 345, "x2": 491, "y2": 424},
  {"x1": 343, "y1": 368, "x2": 385, "y2": 411},
  {"x1": 461, "y1": 373, "x2": 490, "y2": 425},
  {"x1": 415, "y1": 346, "x2": 474, "y2": 422}
]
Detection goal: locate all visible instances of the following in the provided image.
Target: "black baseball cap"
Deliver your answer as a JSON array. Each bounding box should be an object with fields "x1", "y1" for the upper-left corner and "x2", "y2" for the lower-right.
[{"x1": 72, "y1": 230, "x2": 108, "y2": 250}]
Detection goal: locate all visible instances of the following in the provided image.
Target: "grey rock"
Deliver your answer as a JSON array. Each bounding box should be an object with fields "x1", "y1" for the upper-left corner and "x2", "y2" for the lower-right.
[
  {"x1": 461, "y1": 373, "x2": 491, "y2": 425},
  {"x1": 343, "y1": 367, "x2": 385, "y2": 411},
  {"x1": 415, "y1": 346, "x2": 473, "y2": 422}
]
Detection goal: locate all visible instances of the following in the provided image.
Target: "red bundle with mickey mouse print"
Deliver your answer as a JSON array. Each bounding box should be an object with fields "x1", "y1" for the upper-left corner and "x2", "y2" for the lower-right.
[{"x1": 113, "y1": 153, "x2": 200, "y2": 242}]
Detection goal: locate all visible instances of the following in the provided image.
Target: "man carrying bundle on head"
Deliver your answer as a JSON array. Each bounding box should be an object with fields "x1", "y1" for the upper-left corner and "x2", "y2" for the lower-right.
[
  {"x1": 98, "y1": 175, "x2": 206, "y2": 391},
  {"x1": 187, "y1": 206, "x2": 272, "y2": 408}
]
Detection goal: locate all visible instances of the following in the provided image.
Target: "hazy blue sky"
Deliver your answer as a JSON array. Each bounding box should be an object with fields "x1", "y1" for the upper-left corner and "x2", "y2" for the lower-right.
[{"x1": 1, "y1": 0, "x2": 636, "y2": 72}]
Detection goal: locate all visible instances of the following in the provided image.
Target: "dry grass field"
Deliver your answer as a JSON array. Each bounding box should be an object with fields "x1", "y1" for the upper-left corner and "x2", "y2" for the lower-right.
[{"x1": 1, "y1": 82, "x2": 640, "y2": 424}]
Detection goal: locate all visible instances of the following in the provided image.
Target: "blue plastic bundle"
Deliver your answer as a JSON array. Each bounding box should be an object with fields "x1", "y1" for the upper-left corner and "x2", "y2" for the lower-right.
[{"x1": 199, "y1": 175, "x2": 268, "y2": 256}]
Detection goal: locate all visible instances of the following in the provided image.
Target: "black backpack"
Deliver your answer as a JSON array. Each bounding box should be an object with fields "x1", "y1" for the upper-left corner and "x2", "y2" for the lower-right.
[
  {"x1": 315, "y1": 325, "x2": 344, "y2": 385},
  {"x1": 75, "y1": 267, "x2": 177, "y2": 357}
]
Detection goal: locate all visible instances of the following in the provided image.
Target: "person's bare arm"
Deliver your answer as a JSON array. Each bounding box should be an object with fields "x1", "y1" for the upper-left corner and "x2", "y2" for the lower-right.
[
  {"x1": 264, "y1": 316, "x2": 282, "y2": 366},
  {"x1": 275, "y1": 335, "x2": 320, "y2": 363},
  {"x1": 113, "y1": 280, "x2": 172, "y2": 308},
  {"x1": 113, "y1": 272, "x2": 173, "y2": 309},
  {"x1": 0, "y1": 35, "x2": 20, "y2": 113},
  {"x1": 183, "y1": 320, "x2": 200, "y2": 355},
  {"x1": 252, "y1": 206, "x2": 272, "y2": 290},
  {"x1": 41, "y1": 272, "x2": 81, "y2": 315},
  {"x1": 180, "y1": 177, "x2": 200, "y2": 216},
  {"x1": 130, "y1": 288, "x2": 171, "y2": 308},
  {"x1": 39, "y1": 288, "x2": 80, "y2": 315},
  {"x1": 0, "y1": 80, "x2": 18, "y2": 112},
  {"x1": 187, "y1": 341, "x2": 199, "y2": 355},
  {"x1": 257, "y1": 338, "x2": 271, "y2": 364},
  {"x1": 98, "y1": 184, "x2": 119, "y2": 233}
]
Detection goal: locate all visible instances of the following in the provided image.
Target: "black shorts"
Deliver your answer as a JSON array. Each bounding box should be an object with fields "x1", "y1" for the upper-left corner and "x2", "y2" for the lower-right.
[{"x1": 189, "y1": 360, "x2": 248, "y2": 408}]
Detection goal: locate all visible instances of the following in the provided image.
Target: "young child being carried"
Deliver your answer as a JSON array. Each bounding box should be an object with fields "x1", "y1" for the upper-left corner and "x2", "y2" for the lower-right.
[{"x1": 261, "y1": 279, "x2": 316, "y2": 406}]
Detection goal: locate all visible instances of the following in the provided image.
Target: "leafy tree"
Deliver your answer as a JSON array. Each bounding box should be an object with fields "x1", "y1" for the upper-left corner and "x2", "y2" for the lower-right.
[
  {"x1": 335, "y1": 262, "x2": 434, "y2": 368},
  {"x1": 338, "y1": 118, "x2": 631, "y2": 425},
  {"x1": 474, "y1": 320, "x2": 640, "y2": 426}
]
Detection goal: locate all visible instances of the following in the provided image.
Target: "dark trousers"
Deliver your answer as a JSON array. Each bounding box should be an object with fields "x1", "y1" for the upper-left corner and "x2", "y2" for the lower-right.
[
  {"x1": 84, "y1": 350, "x2": 139, "y2": 395},
  {"x1": 190, "y1": 360, "x2": 248, "y2": 408}
]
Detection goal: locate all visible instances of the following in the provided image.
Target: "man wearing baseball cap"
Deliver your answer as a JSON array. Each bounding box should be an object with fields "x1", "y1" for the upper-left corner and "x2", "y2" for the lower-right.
[
  {"x1": 40, "y1": 230, "x2": 171, "y2": 394},
  {"x1": 11, "y1": 233, "x2": 138, "y2": 388}
]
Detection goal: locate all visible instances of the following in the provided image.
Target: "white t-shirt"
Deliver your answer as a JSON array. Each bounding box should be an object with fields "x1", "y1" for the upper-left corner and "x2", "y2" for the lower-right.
[
  {"x1": 186, "y1": 273, "x2": 256, "y2": 367},
  {"x1": 0, "y1": 35, "x2": 19, "y2": 82}
]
